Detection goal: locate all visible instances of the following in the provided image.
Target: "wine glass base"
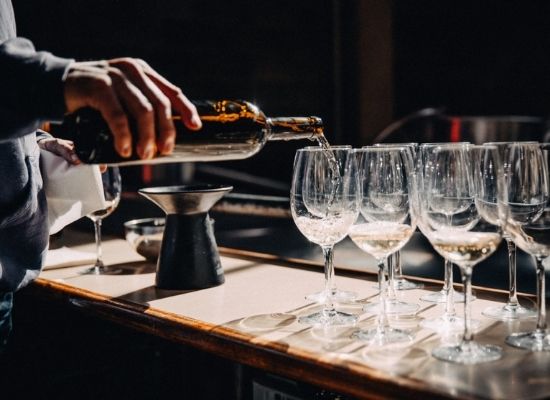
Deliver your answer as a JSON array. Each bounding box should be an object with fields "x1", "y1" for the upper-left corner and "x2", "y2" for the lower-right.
[
  {"x1": 305, "y1": 289, "x2": 358, "y2": 304},
  {"x1": 394, "y1": 278, "x2": 424, "y2": 291},
  {"x1": 482, "y1": 304, "x2": 537, "y2": 321},
  {"x1": 353, "y1": 327, "x2": 414, "y2": 347},
  {"x1": 298, "y1": 310, "x2": 357, "y2": 326},
  {"x1": 81, "y1": 265, "x2": 121, "y2": 275},
  {"x1": 363, "y1": 300, "x2": 420, "y2": 316},
  {"x1": 421, "y1": 289, "x2": 470, "y2": 303},
  {"x1": 432, "y1": 341, "x2": 502, "y2": 364},
  {"x1": 506, "y1": 331, "x2": 550, "y2": 351},
  {"x1": 420, "y1": 315, "x2": 480, "y2": 334}
]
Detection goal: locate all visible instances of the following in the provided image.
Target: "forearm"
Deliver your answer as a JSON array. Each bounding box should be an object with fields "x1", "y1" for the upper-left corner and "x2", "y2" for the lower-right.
[{"x1": 0, "y1": 37, "x2": 73, "y2": 140}]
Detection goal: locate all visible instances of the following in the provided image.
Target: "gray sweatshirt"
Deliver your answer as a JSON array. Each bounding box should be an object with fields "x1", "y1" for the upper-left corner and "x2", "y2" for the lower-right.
[{"x1": 0, "y1": 0, "x2": 73, "y2": 291}]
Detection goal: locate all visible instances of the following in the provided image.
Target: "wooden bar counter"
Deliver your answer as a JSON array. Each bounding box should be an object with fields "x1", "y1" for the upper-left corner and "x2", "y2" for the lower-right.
[{"x1": 20, "y1": 232, "x2": 550, "y2": 400}]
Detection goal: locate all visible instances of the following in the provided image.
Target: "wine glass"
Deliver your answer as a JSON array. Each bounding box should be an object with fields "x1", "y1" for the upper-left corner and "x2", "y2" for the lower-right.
[
  {"x1": 373, "y1": 143, "x2": 423, "y2": 291},
  {"x1": 356, "y1": 146, "x2": 420, "y2": 315},
  {"x1": 84, "y1": 166, "x2": 122, "y2": 275},
  {"x1": 291, "y1": 147, "x2": 359, "y2": 326},
  {"x1": 422, "y1": 145, "x2": 504, "y2": 364},
  {"x1": 304, "y1": 145, "x2": 358, "y2": 305},
  {"x1": 418, "y1": 143, "x2": 469, "y2": 304},
  {"x1": 417, "y1": 143, "x2": 472, "y2": 333},
  {"x1": 504, "y1": 143, "x2": 550, "y2": 351},
  {"x1": 481, "y1": 142, "x2": 537, "y2": 321},
  {"x1": 348, "y1": 147, "x2": 418, "y2": 345}
]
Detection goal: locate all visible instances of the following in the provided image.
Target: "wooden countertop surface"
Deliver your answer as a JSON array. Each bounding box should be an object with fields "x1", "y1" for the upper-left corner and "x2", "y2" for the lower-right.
[{"x1": 31, "y1": 233, "x2": 550, "y2": 400}]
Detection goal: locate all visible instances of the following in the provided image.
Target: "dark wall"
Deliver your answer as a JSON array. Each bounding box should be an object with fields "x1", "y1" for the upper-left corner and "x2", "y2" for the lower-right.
[
  {"x1": 393, "y1": 1, "x2": 550, "y2": 117},
  {"x1": 13, "y1": 0, "x2": 334, "y2": 113}
]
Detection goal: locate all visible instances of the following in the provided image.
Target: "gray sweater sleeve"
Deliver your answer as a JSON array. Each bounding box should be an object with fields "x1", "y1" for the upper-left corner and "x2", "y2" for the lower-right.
[{"x1": 0, "y1": 37, "x2": 74, "y2": 141}]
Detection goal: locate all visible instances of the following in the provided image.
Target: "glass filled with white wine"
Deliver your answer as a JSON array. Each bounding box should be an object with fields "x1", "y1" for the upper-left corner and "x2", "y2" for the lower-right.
[
  {"x1": 348, "y1": 146, "x2": 418, "y2": 347},
  {"x1": 84, "y1": 166, "x2": 122, "y2": 275},
  {"x1": 372, "y1": 143, "x2": 423, "y2": 291},
  {"x1": 419, "y1": 144, "x2": 505, "y2": 364}
]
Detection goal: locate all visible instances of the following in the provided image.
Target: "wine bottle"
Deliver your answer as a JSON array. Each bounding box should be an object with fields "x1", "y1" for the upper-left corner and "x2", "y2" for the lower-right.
[{"x1": 53, "y1": 100, "x2": 324, "y2": 166}]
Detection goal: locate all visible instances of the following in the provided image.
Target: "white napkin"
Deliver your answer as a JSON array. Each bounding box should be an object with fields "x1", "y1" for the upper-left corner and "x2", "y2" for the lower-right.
[
  {"x1": 43, "y1": 246, "x2": 96, "y2": 270},
  {"x1": 40, "y1": 149, "x2": 106, "y2": 234}
]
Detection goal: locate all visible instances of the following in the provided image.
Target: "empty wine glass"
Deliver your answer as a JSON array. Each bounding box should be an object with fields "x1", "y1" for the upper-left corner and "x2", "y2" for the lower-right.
[
  {"x1": 504, "y1": 143, "x2": 550, "y2": 351},
  {"x1": 348, "y1": 147, "x2": 418, "y2": 346},
  {"x1": 418, "y1": 143, "x2": 469, "y2": 304},
  {"x1": 373, "y1": 143, "x2": 423, "y2": 291},
  {"x1": 481, "y1": 142, "x2": 537, "y2": 321},
  {"x1": 291, "y1": 147, "x2": 359, "y2": 326},
  {"x1": 304, "y1": 145, "x2": 358, "y2": 304},
  {"x1": 422, "y1": 145, "x2": 504, "y2": 364},
  {"x1": 84, "y1": 166, "x2": 122, "y2": 275}
]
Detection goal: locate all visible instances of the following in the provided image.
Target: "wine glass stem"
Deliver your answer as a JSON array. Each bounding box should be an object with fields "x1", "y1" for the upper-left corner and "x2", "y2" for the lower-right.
[
  {"x1": 94, "y1": 219, "x2": 104, "y2": 268},
  {"x1": 443, "y1": 257, "x2": 453, "y2": 291},
  {"x1": 442, "y1": 214, "x2": 453, "y2": 293},
  {"x1": 534, "y1": 257, "x2": 547, "y2": 333},
  {"x1": 387, "y1": 253, "x2": 397, "y2": 300},
  {"x1": 321, "y1": 245, "x2": 336, "y2": 316},
  {"x1": 444, "y1": 259, "x2": 456, "y2": 317},
  {"x1": 506, "y1": 238, "x2": 519, "y2": 307},
  {"x1": 460, "y1": 266, "x2": 474, "y2": 344},
  {"x1": 394, "y1": 250, "x2": 403, "y2": 280},
  {"x1": 376, "y1": 259, "x2": 389, "y2": 335}
]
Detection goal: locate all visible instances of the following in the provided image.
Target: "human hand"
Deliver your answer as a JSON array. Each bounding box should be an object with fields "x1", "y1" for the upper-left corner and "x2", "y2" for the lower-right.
[
  {"x1": 38, "y1": 137, "x2": 81, "y2": 165},
  {"x1": 63, "y1": 58, "x2": 202, "y2": 160}
]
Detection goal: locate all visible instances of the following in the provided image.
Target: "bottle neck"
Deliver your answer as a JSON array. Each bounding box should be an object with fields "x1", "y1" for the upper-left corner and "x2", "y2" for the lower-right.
[{"x1": 266, "y1": 117, "x2": 324, "y2": 141}]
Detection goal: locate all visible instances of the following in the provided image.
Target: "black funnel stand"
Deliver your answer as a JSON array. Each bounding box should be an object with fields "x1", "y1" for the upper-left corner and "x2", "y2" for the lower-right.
[{"x1": 138, "y1": 184, "x2": 233, "y2": 290}]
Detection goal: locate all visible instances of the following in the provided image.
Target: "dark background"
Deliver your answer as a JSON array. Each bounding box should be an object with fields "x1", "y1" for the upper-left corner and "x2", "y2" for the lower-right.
[
  {"x1": 393, "y1": 1, "x2": 550, "y2": 117},
  {"x1": 14, "y1": 0, "x2": 550, "y2": 194}
]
